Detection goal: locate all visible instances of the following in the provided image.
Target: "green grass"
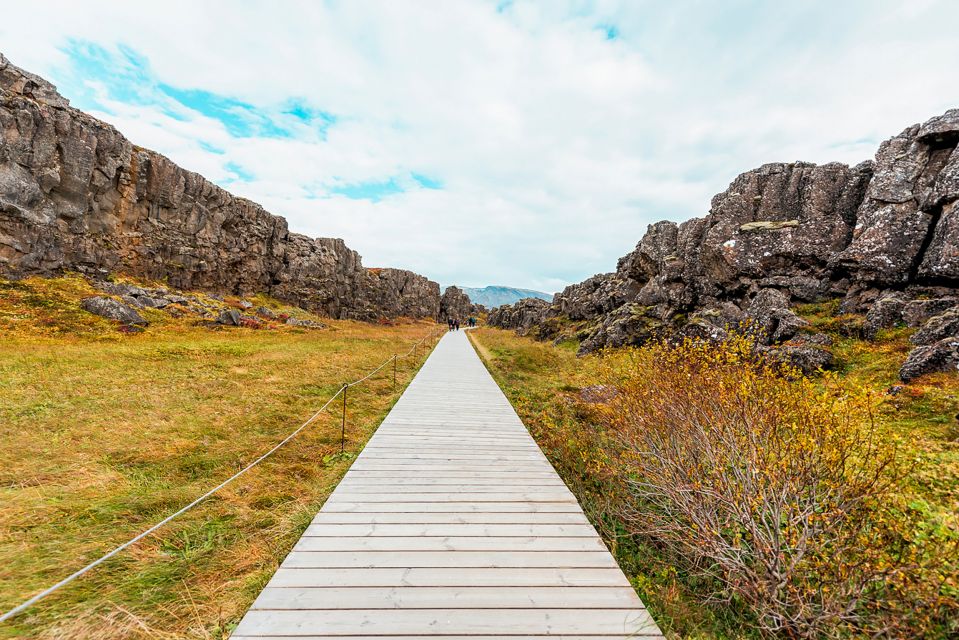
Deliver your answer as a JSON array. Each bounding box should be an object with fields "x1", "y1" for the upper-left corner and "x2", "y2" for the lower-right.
[
  {"x1": 794, "y1": 303, "x2": 959, "y2": 512},
  {"x1": 0, "y1": 276, "x2": 441, "y2": 639}
]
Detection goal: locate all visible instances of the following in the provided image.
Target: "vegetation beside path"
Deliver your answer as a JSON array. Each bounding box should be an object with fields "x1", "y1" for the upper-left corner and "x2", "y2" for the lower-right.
[
  {"x1": 470, "y1": 325, "x2": 958, "y2": 639},
  {"x1": 0, "y1": 275, "x2": 438, "y2": 639}
]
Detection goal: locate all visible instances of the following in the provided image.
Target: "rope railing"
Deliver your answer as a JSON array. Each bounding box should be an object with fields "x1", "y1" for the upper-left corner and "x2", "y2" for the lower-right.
[{"x1": 0, "y1": 324, "x2": 444, "y2": 625}]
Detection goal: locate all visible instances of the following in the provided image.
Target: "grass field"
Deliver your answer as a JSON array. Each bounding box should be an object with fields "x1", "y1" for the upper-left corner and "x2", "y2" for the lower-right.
[
  {"x1": 0, "y1": 276, "x2": 441, "y2": 639},
  {"x1": 469, "y1": 325, "x2": 959, "y2": 639}
]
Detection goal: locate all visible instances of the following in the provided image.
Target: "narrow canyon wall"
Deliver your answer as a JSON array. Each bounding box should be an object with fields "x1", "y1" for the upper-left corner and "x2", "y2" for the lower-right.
[
  {"x1": 489, "y1": 108, "x2": 959, "y2": 377},
  {"x1": 0, "y1": 53, "x2": 439, "y2": 320}
]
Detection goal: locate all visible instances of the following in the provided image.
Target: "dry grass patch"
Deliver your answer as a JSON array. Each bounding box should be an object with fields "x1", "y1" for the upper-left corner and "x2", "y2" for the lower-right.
[{"x1": 0, "y1": 276, "x2": 440, "y2": 639}]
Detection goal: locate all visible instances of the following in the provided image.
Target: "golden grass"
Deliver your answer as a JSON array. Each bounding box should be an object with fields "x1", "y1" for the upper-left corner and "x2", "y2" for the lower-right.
[{"x1": 0, "y1": 276, "x2": 441, "y2": 639}]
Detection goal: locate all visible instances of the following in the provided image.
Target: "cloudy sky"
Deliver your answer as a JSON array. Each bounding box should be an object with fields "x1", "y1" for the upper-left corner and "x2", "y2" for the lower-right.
[{"x1": 2, "y1": 1, "x2": 957, "y2": 292}]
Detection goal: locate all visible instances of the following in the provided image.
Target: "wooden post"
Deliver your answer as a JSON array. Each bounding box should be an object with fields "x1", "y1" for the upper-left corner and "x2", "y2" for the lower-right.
[
  {"x1": 340, "y1": 384, "x2": 347, "y2": 453},
  {"x1": 393, "y1": 355, "x2": 397, "y2": 392}
]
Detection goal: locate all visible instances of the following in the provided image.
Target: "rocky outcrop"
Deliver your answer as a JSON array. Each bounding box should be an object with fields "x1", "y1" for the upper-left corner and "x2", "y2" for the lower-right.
[
  {"x1": 0, "y1": 53, "x2": 439, "y2": 320},
  {"x1": 284, "y1": 316, "x2": 325, "y2": 329},
  {"x1": 902, "y1": 297, "x2": 958, "y2": 327},
  {"x1": 700, "y1": 162, "x2": 872, "y2": 300},
  {"x1": 911, "y1": 308, "x2": 959, "y2": 347},
  {"x1": 439, "y1": 285, "x2": 476, "y2": 321},
  {"x1": 81, "y1": 296, "x2": 147, "y2": 326},
  {"x1": 899, "y1": 338, "x2": 959, "y2": 381},
  {"x1": 743, "y1": 288, "x2": 809, "y2": 344},
  {"x1": 492, "y1": 108, "x2": 959, "y2": 380},
  {"x1": 358, "y1": 268, "x2": 440, "y2": 320},
  {"x1": 552, "y1": 273, "x2": 640, "y2": 321},
  {"x1": 844, "y1": 110, "x2": 959, "y2": 285},
  {"x1": 577, "y1": 303, "x2": 664, "y2": 354},
  {"x1": 486, "y1": 297, "x2": 550, "y2": 335},
  {"x1": 769, "y1": 334, "x2": 834, "y2": 376}
]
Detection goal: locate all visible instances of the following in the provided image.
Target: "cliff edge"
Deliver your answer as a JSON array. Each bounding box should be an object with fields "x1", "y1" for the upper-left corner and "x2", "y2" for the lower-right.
[{"x1": 0, "y1": 53, "x2": 439, "y2": 320}]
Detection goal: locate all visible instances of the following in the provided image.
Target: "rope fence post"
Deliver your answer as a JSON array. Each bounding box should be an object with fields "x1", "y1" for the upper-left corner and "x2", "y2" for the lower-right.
[
  {"x1": 340, "y1": 383, "x2": 347, "y2": 453},
  {"x1": 392, "y1": 355, "x2": 397, "y2": 392}
]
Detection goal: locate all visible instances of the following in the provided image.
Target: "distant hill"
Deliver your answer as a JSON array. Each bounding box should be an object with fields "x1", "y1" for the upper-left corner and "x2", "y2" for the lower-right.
[{"x1": 452, "y1": 285, "x2": 554, "y2": 308}]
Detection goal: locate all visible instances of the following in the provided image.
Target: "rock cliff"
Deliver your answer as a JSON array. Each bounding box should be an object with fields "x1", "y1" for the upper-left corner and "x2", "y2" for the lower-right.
[
  {"x1": 439, "y1": 285, "x2": 480, "y2": 321},
  {"x1": 489, "y1": 109, "x2": 959, "y2": 379},
  {"x1": 0, "y1": 53, "x2": 439, "y2": 320},
  {"x1": 486, "y1": 297, "x2": 551, "y2": 335}
]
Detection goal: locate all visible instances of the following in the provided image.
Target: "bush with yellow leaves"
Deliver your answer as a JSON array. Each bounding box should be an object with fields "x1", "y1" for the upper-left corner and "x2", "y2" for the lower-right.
[{"x1": 595, "y1": 334, "x2": 956, "y2": 638}]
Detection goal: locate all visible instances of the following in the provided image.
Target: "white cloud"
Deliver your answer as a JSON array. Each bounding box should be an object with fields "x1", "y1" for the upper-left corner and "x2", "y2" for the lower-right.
[{"x1": 2, "y1": 0, "x2": 958, "y2": 292}]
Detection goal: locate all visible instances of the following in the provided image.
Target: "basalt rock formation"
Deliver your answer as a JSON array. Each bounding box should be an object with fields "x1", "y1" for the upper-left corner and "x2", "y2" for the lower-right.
[
  {"x1": 0, "y1": 53, "x2": 439, "y2": 320},
  {"x1": 489, "y1": 109, "x2": 959, "y2": 379},
  {"x1": 439, "y1": 285, "x2": 480, "y2": 322},
  {"x1": 486, "y1": 297, "x2": 551, "y2": 335},
  {"x1": 359, "y1": 268, "x2": 440, "y2": 320}
]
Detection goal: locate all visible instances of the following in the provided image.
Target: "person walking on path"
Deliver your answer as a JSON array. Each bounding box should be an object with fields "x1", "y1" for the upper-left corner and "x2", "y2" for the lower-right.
[
  {"x1": 454, "y1": 319, "x2": 460, "y2": 331},
  {"x1": 447, "y1": 318, "x2": 454, "y2": 332}
]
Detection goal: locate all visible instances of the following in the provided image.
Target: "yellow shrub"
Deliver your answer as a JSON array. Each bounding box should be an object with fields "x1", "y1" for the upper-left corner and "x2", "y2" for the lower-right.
[{"x1": 595, "y1": 334, "x2": 957, "y2": 638}]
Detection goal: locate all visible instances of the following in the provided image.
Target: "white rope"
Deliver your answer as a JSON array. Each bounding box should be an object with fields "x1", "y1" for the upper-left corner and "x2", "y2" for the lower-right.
[
  {"x1": 402, "y1": 328, "x2": 438, "y2": 358},
  {"x1": 346, "y1": 356, "x2": 396, "y2": 388},
  {"x1": 348, "y1": 327, "x2": 440, "y2": 387},
  {"x1": 0, "y1": 325, "x2": 441, "y2": 624}
]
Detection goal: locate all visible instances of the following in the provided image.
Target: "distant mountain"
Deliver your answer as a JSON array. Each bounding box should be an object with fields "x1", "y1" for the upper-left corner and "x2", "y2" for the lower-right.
[{"x1": 452, "y1": 285, "x2": 554, "y2": 308}]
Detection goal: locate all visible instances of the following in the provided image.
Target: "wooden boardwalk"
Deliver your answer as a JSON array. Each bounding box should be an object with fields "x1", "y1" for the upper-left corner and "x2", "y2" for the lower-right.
[{"x1": 231, "y1": 329, "x2": 662, "y2": 639}]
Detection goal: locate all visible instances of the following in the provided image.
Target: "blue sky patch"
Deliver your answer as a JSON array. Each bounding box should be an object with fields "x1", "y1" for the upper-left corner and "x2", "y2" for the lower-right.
[
  {"x1": 330, "y1": 172, "x2": 443, "y2": 201},
  {"x1": 224, "y1": 161, "x2": 255, "y2": 182},
  {"x1": 282, "y1": 99, "x2": 338, "y2": 138},
  {"x1": 198, "y1": 140, "x2": 225, "y2": 154},
  {"x1": 157, "y1": 83, "x2": 294, "y2": 138},
  {"x1": 58, "y1": 39, "x2": 336, "y2": 141},
  {"x1": 58, "y1": 40, "x2": 156, "y2": 112},
  {"x1": 412, "y1": 172, "x2": 442, "y2": 189},
  {"x1": 599, "y1": 24, "x2": 619, "y2": 40},
  {"x1": 329, "y1": 177, "x2": 406, "y2": 202}
]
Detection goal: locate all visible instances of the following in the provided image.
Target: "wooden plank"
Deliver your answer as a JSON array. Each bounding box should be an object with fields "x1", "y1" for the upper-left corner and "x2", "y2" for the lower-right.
[
  {"x1": 342, "y1": 471, "x2": 562, "y2": 479},
  {"x1": 321, "y1": 501, "x2": 583, "y2": 513},
  {"x1": 232, "y1": 609, "x2": 660, "y2": 636},
  {"x1": 347, "y1": 462, "x2": 557, "y2": 469},
  {"x1": 280, "y1": 551, "x2": 618, "y2": 569},
  {"x1": 344, "y1": 469, "x2": 560, "y2": 475},
  {"x1": 325, "y1": 492, "x2": 577, "y2": 503},
  {"x1": 366, "y1": 436, "x2": 536, "y2": 442},
  {"x1": 234, "y1": 636, "x2": 651, "y2": 640},
  {"x1": 333, "y1": 488, "x2": 570, "y2": 494},
  {"x1": 266, "y1": 567, "x2": 632, "y2": 588},
  {"x1": 301, "y1": 523, "x2": 596, "y2": 537},
  {"x1": 251, "y1": 586, "x2": 643, "y2": 609},
  {"x1": 229, "y1": 330, "x2": 662, "y2": 638},
  {"x1": 335, "y1": 478, "x2": 566, "y2": 486},
  {"x1": 293, "y1": 536, "x2": 605, "y2": 552},
  {"x1": 310, "y1": 512, "x2": 589, "y2": 524},
  {"x1": 353, "y1": 452, "x2": 547, "y2": 459}
]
